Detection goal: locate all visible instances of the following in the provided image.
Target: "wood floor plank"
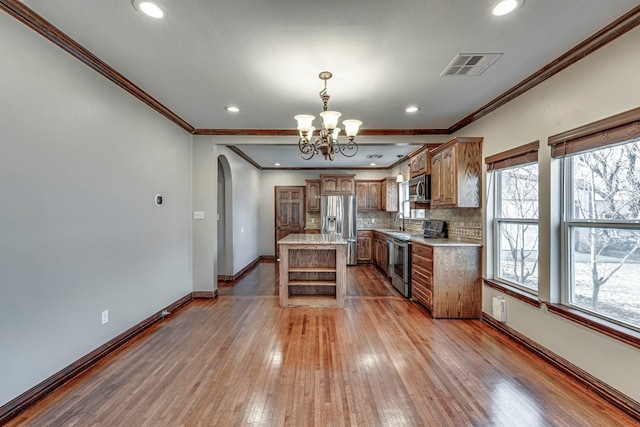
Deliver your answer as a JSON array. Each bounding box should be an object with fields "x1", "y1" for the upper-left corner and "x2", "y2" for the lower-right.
[{"x1": 6, "y1": 263, "x2": 638, "y2": 426}]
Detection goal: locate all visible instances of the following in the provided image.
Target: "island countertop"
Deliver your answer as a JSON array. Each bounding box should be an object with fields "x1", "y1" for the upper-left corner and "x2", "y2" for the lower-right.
[{"x1": 278, "y1": 233, "x2": 348, "y2": 245}]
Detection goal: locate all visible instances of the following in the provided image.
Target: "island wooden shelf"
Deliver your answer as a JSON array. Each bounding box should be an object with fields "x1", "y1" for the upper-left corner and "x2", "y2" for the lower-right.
[
  {"x1": 287, "y1": 280, "x2": 338, "y2": 286},
  {"x1": 287, "y1": 267, "x2": 337, "y2": 273},
  {"x1": 277, "y1": 234, "x2": 347, "y2": 308}
]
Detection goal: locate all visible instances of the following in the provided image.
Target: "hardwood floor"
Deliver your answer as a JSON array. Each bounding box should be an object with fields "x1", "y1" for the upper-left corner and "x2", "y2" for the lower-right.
[{"x1": 7, "y1": 263, "x2": 638, "y2": 426}]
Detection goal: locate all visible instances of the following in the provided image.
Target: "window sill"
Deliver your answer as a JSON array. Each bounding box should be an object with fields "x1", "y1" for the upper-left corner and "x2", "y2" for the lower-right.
[
  {"x1": 483, "y1": 278, "x2": 542, "y2": 308},
  {"x1": 546, "y1": 303, "x2": 640, "y2": 350}
]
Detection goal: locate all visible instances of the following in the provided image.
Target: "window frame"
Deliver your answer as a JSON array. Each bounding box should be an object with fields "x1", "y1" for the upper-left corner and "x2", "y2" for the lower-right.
[
  {"x1": 493, "y1": 166, "x2": 540, "y2": 294},
  {"x1": 561, "y1": 145, "x2": 640, "y2": 332},
  {"x1": 398, "y1": 180, "x2": 410, "y2": 217},
  {"x1": 485, "y1": 141, "x2": 540, "y2": 295},
  {"x1": 549, "y1": 106, "x2": 640, "y2": 334}
]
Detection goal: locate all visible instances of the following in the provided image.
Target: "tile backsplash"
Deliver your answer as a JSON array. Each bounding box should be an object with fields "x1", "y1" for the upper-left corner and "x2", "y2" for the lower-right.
[
  {"x1": 407, "y1": 208, "x2": 482, "y2": 241},
  {"x1": 356, "y1": 211, "x2": 395, "y2": 229},
  {"x1": 307, "y1": 208, "x2": 482, "y2": 242}
]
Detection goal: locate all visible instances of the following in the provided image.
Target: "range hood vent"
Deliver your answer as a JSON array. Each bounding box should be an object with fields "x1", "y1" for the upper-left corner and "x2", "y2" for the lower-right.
[{"x1": 441, "y1": 53, "x2": 503, "y2": 76}]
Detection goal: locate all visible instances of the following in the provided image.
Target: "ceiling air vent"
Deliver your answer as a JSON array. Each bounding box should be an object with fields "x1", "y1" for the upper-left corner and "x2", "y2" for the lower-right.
[
  {"x1": 441, "y1": 53, "x2": 503, "y2": 76},
  {"x1": 366, "y1": 154, "x2": 383, "y2": 159}
]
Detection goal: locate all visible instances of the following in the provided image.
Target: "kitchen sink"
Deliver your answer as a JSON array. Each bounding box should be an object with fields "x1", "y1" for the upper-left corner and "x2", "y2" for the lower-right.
[{"x1": 387, "y1": 232, "x2": 423, "y2": 240}]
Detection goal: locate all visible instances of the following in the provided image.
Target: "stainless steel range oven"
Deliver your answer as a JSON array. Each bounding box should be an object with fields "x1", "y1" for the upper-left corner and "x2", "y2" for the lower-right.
[{"x1": 387, "y1": 236, "x2": 411, "y2": 297}]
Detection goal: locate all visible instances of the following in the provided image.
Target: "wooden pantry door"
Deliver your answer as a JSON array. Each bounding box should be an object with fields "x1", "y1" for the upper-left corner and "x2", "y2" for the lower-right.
[{"x1": 274, "y1": 186, "x2": 305, "y2": 260}]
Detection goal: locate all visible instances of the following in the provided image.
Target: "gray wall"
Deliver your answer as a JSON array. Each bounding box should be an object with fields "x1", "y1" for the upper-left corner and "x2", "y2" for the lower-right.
[
  {"x1": 0, "y1": 13, "x2": 193, "y2": 406},
  {"x1": 457, "y1": 25, "x2": 640, "y2": 401},
  {"x1": 192, "y1": 139, "x2": 216, "y2": 291},
  {"x1": 192, "y1": 140, "x2": 261, "y2": 285}
]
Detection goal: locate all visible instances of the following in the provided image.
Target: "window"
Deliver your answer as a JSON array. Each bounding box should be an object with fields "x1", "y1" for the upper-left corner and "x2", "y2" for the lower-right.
[
  {"x1": 486, "y1": 142, "x2": 539, "y2": 293},
  {"x1": 399, "y1": 181, "x2": 410, "y2": 217},
  {"x1": 550, "y1": 107, "x2": 640, "y2": 331}
]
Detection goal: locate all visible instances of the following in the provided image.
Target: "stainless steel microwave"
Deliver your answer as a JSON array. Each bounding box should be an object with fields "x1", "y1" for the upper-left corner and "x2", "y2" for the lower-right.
[{"x1": 408, "y1": 175, "x2": 431, "y2": 203}]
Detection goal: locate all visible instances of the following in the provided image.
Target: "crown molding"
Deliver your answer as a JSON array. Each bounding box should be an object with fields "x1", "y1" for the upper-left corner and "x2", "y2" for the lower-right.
[{"x1": 449, "y1": 4, "x2": 640, "y2": 133}]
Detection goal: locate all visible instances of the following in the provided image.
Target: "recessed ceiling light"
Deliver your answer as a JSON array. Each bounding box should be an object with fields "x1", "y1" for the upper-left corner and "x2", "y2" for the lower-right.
[
  {"x1": 133, "y1": 0, "x2": 165, "y2": 19},
  {"x1": 405, "y1": 106, "x2": 419, "y2": 113},
  {"x1": 225, "y1": 106, "x2": 240, "y2": 113},
  {"x1": 492, "y1": 0, "x2": 523, "y2": 16},
  {"x1": 274, "y1": 163, "x2": 281, "y2": 166},
  {"x1": 370, "y1": 163, "x2": 377, "y2": 166}
]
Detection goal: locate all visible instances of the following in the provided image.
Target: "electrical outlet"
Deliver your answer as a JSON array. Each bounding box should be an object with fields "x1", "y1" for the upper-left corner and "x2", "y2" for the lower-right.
[{"x1": 101, "y1": 310, "x2": 109, "y2": 324}]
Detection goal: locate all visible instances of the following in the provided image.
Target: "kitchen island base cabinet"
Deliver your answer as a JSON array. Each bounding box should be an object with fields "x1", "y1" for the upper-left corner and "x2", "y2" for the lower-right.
[
  {"x1": 278, "y1": 236, "x2": 347, "y2": 308},
  {"x1": 411, "y1": 242, "x2": 481, "y2": 319}
]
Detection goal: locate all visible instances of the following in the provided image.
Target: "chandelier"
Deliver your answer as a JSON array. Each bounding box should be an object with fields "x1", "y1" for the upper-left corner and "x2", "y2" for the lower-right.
[{"x1": 294, "y1": 71, "x2": 362, "y2": 161}]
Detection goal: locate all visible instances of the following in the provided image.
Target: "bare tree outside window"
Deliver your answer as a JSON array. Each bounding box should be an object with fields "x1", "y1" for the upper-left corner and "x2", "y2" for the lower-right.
[
  {"x1": 496, "y1": 163, "x2": 539, "y2": 291},
  {"x1": 570, "y1": 139, "x2": 640, "y2": 328}
]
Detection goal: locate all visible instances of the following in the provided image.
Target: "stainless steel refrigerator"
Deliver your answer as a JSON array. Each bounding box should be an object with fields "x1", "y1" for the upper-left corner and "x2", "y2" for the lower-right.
[{"x1": 320, "y1": 195, "x2": 357, "y2": 265}]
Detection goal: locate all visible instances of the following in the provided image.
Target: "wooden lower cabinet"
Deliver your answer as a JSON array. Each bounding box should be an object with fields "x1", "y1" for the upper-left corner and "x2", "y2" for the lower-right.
[
  {"x1": 373, "y1": 231, "x2": 388, "y2": 274},
  {"x1": 357, "y1": 230, "x2": 373, "y2": 263},
  {"x1": 411, "y1": 242, "x2": 481, "y2": 319}
]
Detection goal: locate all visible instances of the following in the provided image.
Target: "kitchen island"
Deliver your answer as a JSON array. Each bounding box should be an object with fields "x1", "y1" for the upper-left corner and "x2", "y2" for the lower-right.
[{"x1": 277, "y1": 233, "x2": 347, "y2": 308}]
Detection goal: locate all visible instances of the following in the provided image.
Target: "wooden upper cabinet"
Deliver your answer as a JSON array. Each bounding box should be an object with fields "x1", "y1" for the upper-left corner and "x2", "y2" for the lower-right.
[
  {"x1": 380, "y1": 177, "x2": 398, "y2": 212},
  {"x1": 409, "y1": 147, "x2": 431, "y2": 179},
  {"x1": 305, "y1": 179, "x2": 321, "y2": 212},
  {"x1": 320, "y1": 174, "x2": 355, "y2": 195},
  {"x1": 430, "y1": 137, "x2": 482, "y2": 208},
  {"x1": 431, "y1": 152, "x2": 443, "y2": 206},
  {"x1": 355, "y1": 180, "x2": 381, "y2": 210}
]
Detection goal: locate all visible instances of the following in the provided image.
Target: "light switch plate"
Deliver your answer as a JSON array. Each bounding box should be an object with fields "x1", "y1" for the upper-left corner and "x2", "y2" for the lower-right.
[{"x1": 193, "y1": 211, "x2": 205, "y2": 220}]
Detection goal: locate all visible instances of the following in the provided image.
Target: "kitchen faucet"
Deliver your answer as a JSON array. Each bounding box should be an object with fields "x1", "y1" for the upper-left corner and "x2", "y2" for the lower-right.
[{"x1": 394, "y1": 212, "x2": 405, "y2": 231}]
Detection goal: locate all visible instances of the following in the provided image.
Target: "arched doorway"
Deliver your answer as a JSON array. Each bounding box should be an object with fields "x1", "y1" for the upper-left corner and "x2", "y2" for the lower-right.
[{"x1": 217, "y1": 156, "x2": 233, "y2": 280}]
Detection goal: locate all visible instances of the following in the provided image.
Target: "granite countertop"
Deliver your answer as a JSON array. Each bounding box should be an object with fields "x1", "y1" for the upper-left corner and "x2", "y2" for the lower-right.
[
  {"x1": 278, "y1": 233, "x2": 348, "y2": 244},
  {"x1": 369, "y1": 228, "x2": 482, "y2": 247}
]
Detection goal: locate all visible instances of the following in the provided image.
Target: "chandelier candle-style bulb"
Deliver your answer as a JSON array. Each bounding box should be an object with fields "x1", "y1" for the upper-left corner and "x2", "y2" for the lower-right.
[
  {"x1": 343, "y1": 119, "x2": 362, "y2": 137},
  {"x1": 320, "y1": 111, "x2": 341, "y2": 130},
  {"x1": 294, "y1": 114, "x2": 315, "y2": 133},
  {"x1": 299, "y1": 126, "x2": 316, "y2": 139}
]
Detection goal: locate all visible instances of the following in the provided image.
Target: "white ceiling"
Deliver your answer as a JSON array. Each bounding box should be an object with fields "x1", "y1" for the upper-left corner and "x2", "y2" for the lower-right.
[{"x1": 16, "y1": 0, "x2": 640, "y2": 169}]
